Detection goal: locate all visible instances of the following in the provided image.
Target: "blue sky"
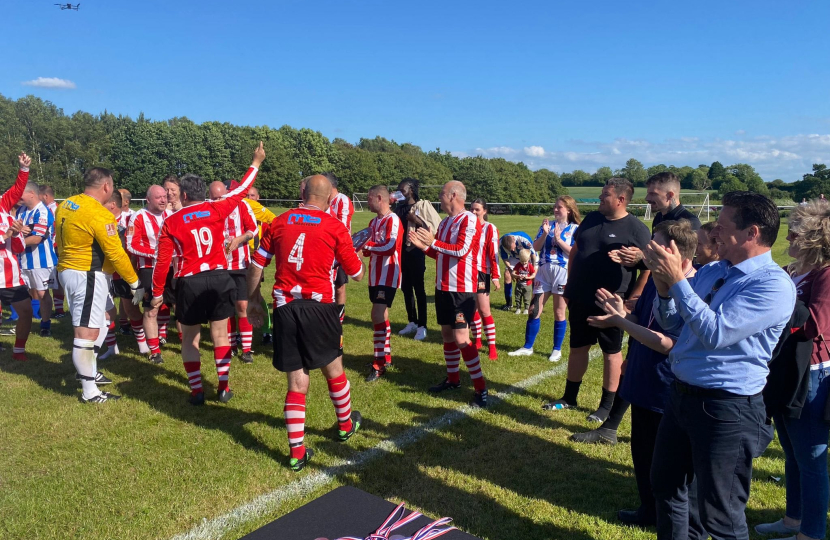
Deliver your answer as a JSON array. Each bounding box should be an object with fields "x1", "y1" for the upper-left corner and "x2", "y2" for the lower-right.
[{"x1": 3, "y1": 0, "x2": 829, "y2": 181}]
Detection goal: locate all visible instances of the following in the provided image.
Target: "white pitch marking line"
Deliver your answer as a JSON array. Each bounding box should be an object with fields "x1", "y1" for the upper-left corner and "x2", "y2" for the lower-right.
[{"x1": 171, "y1": 348, "x2": 601, "y2": 540}]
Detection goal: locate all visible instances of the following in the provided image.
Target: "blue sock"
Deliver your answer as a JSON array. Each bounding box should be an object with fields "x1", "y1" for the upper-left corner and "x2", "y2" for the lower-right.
[
  {"x1": 553, "y1": 320, "x2": 567, "y2": 351},
  {"x1": 9, "y1": 305, "x2": 18, "y2": 321},
  {"x1": 31, "y1": 299, "x2": 41, "y2": 320},
  {"x1": 524, "y1": 318, "x2": 541, "y2": 349},
  {"x1": 41, "y1": 319, "x2": 51, "y2": 330},
  {"x1": 505, "y1": 283, "x2": 513, "y2": 305}
]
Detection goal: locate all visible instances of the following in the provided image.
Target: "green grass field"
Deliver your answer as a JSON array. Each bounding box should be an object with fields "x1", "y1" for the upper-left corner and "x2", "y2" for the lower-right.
[{"x1": 0, "y1": 210, "x2": 796, "y2": 540}]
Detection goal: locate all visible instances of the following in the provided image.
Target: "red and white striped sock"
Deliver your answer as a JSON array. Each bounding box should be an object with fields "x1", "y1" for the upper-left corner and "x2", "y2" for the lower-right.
[
  {"x1": 157, "y1": 305, "x2": 170, "y2": 339},
  {"x1": 483, "y1": 314, "x2": 497, "y2": 359},
  {"x1": 227, "y1": 317, "x2": 238, "y2": 350},
  {"x1": 214, "y1": 345, "x2": 232, "y2": 392},
  {"x1": 13, "y1": 337, "x2": 27, "y2": 359},
  {"x1": 147, "y1": 337, "x2": 160, "y2": 355},
  {"x1": 105, "y1": 321, "x2": 117, "y2": 348},
  {"x1": 284, "y1": 391, "x2": 307, "y2": 460},
  {"x1": 472, "y1": 312, "x2": 483, "y2": 348},
  {"x1": 372, "y1": 322, "x2": 386, "y2": 370},
  {"x1": 443, "y1": 342, "x2": 461, "y2": 384},
  {"x1": 461, "y1": 343, "x2": 486, "y2": 391},
  {"x1": 384, "y1": 320, "x2": 392, "y2": 365},
  {"x1": 238, "y1": 317, "x2": 253, "y2": 353},
  {"x1": 130, "y1": 318, "x2": 147, "y2": 348},
  {"x1": 326, "y1": 372, "x2": 352, "y2": 432},
  {"x1": 183, "y1": 360, "x2": 202, "y2": 395},
  {"x1": 54, "y1": 291, "x2": 64, "y2": 314}
]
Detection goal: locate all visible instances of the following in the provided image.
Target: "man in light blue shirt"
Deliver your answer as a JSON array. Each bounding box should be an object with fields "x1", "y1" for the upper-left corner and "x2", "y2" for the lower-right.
[{"x1": 643, "y1": 191, "x2": 796, "y2": 540}]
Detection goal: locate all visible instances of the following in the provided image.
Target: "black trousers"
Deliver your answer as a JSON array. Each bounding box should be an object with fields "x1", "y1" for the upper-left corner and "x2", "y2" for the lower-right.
[
  {"x1": 401, "y1": 248, "x2": 427, "y2": 327},
  {"x1": 630, "y1": 405, "x2": 663, "y2": 523},
  {"x1": 651, "y1": 383, "x2": 770, "y2": 540}
]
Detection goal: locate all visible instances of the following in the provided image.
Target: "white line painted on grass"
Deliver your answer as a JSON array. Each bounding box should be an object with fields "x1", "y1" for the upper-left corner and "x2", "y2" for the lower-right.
[{"x1": 171, "y1": 349, "x2": 601, "y2": 540}]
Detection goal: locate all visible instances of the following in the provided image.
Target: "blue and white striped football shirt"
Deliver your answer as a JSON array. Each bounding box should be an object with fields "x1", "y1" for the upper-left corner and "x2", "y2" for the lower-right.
[
  {"x1": 16, "y1": 202, "x2": 58, "y2": 269},
  {"x1": 536, "y1": 222, "x2": 578, "y2": 268}
]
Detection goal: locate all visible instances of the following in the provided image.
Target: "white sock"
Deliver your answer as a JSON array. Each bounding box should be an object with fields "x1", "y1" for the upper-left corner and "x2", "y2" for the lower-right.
[
  {"x1": 73, "y1": 338, "x2": 99, "y2": 399},
  {"x1": 93, "y1": 325, "x2": 107, "y2": 361}
]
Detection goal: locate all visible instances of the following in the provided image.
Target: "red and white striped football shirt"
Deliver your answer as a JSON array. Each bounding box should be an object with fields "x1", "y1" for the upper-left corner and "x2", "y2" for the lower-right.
[
  {"x1": 475, "y1": 221, "x2": 500, "y2": 279},
  {"x1": 0, "y1": 169, "x2": 30, "y2": 289},
  {"x1": 127, "y1": 208, "x2": 165, "y2": 269},
  {"x1": 252, "y1": 207, "x2": 362, "y2": 307},
  {"x1": 118, "y1": 208, "x2": 133, "y2": 230},
  {"x1": 365, "y1": 212, "x2": 403, "y2": 288},
  {"x1": 425, "y1": 211, "x2": 481, "y2": 293},
  {"x1": 223, "y1": 200, "x2": 257, "y2": 271},
  {"x1": 152, "y1": 167, "x2": 258, "y2": 298},
  {"x1": 328, "y1": 193, "x2": 354, "y2": 234}
]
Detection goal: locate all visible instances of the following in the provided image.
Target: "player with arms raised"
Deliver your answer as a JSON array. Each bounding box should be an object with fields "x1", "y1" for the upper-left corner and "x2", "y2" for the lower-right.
[
  {"x1": 151, "y1": 143, "x2": 265, "y2": 405},
  {"x1": 247, "y1": 174, "x2": 365, "y2": 472}
]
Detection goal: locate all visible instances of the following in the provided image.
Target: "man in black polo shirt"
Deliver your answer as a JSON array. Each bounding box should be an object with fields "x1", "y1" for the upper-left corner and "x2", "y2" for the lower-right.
[{"x1": 543, "y1": 178, "x2": 652, "y2": 424}]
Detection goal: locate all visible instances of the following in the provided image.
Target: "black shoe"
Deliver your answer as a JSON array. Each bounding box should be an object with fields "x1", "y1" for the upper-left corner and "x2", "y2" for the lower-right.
[
  {"x1": 428, "y1": 378, "x2": 461, "y2": 393},
  {"x1": 230, "y1": 347, "x2": 237, "y2": 358},
  {"x1": 189, "y1": 392, "x2": 205, "y2": 406},
  {"x1": 472, "y1": 389, "x2": 488, "y2": 408},
  {"x1": 76, "y1": 371, "x2": 112, "y2": 385},
  {"x1": 500, "y1": 304, "x2": 513, "y2": 311},
  {"x1": 148, "y1": 353, "x2": 163, "y2": 365},
  {"x1": 261, "y1": 333, "x2": 272, "y2": 345},
  {"x1": 120, "y1": 325, "x2": 132, "y2": 335},
  {"x1": 289, "y1": 448, "x2": 314, "y2": 472},
  {"x1": 240, "y1": 352, "x2": 254, "y2": 364},
  {"x1": 82, "y1": 391, "x2": 120, "y2": 403},
  {"x1": 338, "y1": 411, "x2": 362, "y2": 441},
  {"x1": 218, "y1": 388, "x2": 234, "y2": 403},
  {"x1": 54, "y1": 312, "x2": 66, "y2": 318},
  {"x1": 570, "y1": 427, "x2": 618, "y2": 445},
  {"x1": 158, "y1": 337, "x2": 167, "y2": 346},
  {"x1": 39, "y1": 328, "x2": 52, "y2": 337},
  {"x1": 617, "y1": 509, "x2": 655, "y2": 527},
  {"x1": 365, "y1": 368, "x2": 384, "y2": 383}
]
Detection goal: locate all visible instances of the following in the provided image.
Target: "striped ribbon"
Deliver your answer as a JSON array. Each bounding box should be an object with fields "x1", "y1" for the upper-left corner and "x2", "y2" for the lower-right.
[{"x1": 335, "y1": 503, "x2": 456, "y2": 540}]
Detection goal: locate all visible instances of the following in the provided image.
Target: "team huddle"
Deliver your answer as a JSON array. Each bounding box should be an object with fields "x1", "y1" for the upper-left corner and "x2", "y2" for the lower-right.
[{"x1": 1, "y1": 144, "x2": 588, "y2": 472}]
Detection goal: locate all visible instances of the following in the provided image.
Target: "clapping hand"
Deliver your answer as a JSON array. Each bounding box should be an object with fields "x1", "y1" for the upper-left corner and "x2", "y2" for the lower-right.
[
  {"x1": 643, "y1": 240, "x2": 685, "y2": 286},
  {"x1": 587, "y1": 288, "x2": 626, "y2": 328},
  {"x1": 541, "y1": 218, "x2": 551, "y2": 236},
  {"x1": 409, "y1": 228, "x2": 434, "y2": 250}
]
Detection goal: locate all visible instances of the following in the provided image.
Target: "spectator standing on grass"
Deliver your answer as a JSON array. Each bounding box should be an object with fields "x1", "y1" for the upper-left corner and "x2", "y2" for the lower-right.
[
  {"x1": 409, "y1": 180, "x2": 489, "y2": 408},
  {"x1": 755, "y1": 199, "x2": 830, "y2": 540},
  {"x1": 542, "y1": 178, "x2": 651, "y2": 424},
  {"x1": 509, "y1": 195, "x2": 580, "y2": 361},
  {"x1": 645, "y1": 191, "x2": 795, "y2": 540},
  {"x1": 396, "y1": 178, "x2": 440, "y2": 342},
  {"x1": 499, "y1": 231, "x2": 537, "y2": 311},
  {"x1": 510, "y1": 249, "x2": 535, "y2": 314},
  {"x1": 39, "y1": 184, "x2": 66, "y2": 318},
  {"x1": 574, "y1": 220, "x2": 705, "y2": 537}
]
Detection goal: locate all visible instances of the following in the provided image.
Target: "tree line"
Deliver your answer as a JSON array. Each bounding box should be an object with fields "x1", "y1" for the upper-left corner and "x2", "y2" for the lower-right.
[{"x1": 0, "y1": 94, "x2": 823, "y2": 204}]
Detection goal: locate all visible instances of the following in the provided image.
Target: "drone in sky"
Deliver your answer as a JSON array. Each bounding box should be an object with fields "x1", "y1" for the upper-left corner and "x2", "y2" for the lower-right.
[{"x1": 55, "y1": 3, "x2": 80, "y2": 10}]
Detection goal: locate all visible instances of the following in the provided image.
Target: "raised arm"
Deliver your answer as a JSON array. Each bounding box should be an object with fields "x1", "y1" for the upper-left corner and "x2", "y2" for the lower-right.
[
  {"x1": 0, "y1": 153, "x2": 31, "y2": 213},
  {"x1": 212, "y1": 142, "x2": 265, "y2": 218}
]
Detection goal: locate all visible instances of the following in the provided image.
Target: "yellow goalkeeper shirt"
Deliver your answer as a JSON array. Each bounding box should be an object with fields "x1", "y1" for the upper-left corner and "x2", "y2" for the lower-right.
[
  {"x1": 55, "y1": 193, "x2": 138, "y2": 284},
  {"x1": 245, "y1": 198, "x2": 276, "y2": 250}
]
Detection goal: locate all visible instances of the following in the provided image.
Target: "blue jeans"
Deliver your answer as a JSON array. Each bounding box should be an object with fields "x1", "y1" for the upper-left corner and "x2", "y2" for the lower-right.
[
  {"x1": 652, "y1": 383, "x2": 771, "y2": 540},
  {"x1": 774, "y1": 366, "x2": 830, "y2": 540}
]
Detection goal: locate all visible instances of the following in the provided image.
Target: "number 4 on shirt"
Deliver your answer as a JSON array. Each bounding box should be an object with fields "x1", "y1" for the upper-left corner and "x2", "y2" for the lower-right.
[{"x1": 288, "y1": 233, "x2": 305, "y2": 270}]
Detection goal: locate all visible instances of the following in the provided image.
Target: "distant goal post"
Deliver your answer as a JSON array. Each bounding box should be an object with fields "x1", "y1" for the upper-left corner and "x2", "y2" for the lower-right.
[{"x1": 642, "y1": 192, "x2": 711, "y2": 222}]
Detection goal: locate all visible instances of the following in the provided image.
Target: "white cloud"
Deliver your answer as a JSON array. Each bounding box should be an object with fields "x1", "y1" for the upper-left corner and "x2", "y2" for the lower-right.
[
  {"x1": 21, "y1": 77, "x2": 76, "y2": 89},
  {"x1": 458, "y1": 134, "x2": 830, "y2": 181},
  {"x1": 523, "y1": 145, "x2": 545, "y2": 157},
  {"x1": 735, "y1": 129, "x2": 746, "y2": 135}
]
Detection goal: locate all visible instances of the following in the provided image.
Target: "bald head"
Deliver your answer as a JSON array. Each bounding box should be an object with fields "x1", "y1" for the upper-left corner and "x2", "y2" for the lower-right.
[
  {"x1": 146, "y1": 185, "x2": 168, "y2": 214},
  {"x1": 209, "y1": 181, "x2": 227, "y2": 201},
  {"x1": 302, "y1": 175, "x2": 333, "y2": 207},
  {"x1": 439, "y1": 180, "x2": 468, "y2": 216}
]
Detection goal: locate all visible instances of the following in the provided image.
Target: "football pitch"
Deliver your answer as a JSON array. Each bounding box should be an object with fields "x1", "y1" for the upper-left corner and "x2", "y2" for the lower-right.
[{"x1": 0, "y1": 211, "x2": 794, "y2": 540}]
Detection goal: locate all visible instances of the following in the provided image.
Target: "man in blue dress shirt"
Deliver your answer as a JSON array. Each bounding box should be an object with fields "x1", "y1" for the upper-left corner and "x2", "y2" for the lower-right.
[{"x1": 644, "y1": 191, "x2": 796, "y2": 540}]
